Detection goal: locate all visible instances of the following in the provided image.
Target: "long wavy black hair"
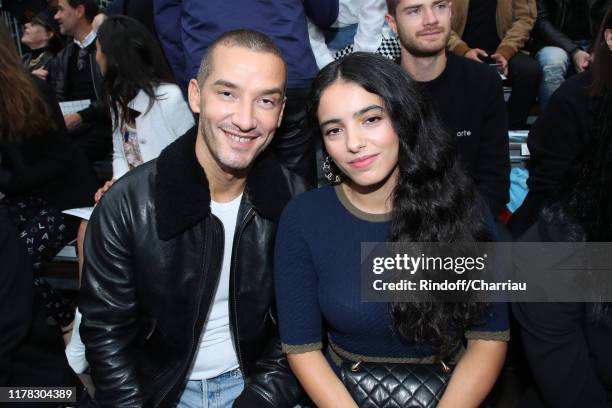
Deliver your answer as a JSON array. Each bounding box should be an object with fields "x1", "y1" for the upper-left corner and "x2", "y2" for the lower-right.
[
  {"x1": 96, "y1": 15, "x2": 175, "y2": 130},
  {"x1": 307, "y1": 53, "x2": 491, "y2": 357}
]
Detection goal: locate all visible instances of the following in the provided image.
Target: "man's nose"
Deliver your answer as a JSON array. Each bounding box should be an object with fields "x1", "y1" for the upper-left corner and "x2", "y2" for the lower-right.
[{"x1": 232, "y1": 100, "x2": 256, "y2": 132}]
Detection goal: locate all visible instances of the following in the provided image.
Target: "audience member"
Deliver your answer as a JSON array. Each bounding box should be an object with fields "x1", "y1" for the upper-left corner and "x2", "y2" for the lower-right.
[
  {"x1": 532, "y1": 0, "x2": 608, "y2": 110},
  {"x1": 308, "y1": 0, "x2": 393, "y2": 69},
  {"x1": 386, "y1": 0, "x2": 510, "y2": 217},
  {"x1": 512, "y1": 11, "x2": 612, "y2": 407},
  {"x1": 79, "y1": 30, "x2": 306, "y2": 407},
  {"x1": 49, "y1": 0, "x2": 112, "y2": 162},
  {"x1": 508, "y1": 5, "x2": 612, "y2": 237},
  {"x1": 0, "y1": 207, "x2": 33, "y2": 386},
  {"x1": 69, "y1": 15, "x2": 194, "y2": 365},
  {"x1": 275, "y1": 53, "x2": 508, "y2": 407},
  {"x1": 21, "y1": 10, "x2": 62, "y2": 80},
  {"x1": 449, "y1": 0, "x2": 541, "y2": 130},
  {"x1": 0, "y1": 19, "x2": 97, "y2": 331},
  {"x1": 153, "y1": 0, "x2": 339, "y2": 186}
]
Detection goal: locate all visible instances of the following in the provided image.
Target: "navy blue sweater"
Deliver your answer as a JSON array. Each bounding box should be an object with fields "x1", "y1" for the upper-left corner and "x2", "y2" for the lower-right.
[
  {"x1": 153, "y1": 0, "x2": 339, "y2": 90},
  {"x1": 275, "y1": 185, "x2": 509, "y2": 372}
]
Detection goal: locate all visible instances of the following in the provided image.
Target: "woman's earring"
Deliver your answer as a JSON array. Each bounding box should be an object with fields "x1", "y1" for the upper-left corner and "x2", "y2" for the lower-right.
[{"x1": 322, "y1": 155, "x2": 344, "y2": 183}]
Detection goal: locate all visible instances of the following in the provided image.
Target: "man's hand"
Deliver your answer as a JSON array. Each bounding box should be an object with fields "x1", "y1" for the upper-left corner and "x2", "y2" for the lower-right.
[
  {"x1": 64, "y1": 113, "x2": 83, "y2": 130},
  {"x1": 490, "y1": 53, "x2": 509, "y2": 76},
  {"x1": 94, "y1": 179, "x2": 116, "y2": 204},
  {"x1": 464, "y1": 48, "x2": 488, "y2": 63},
  {"x1": 572, "y1": 50, "x2": 591, "y2": 73},
  {"x1": 31, "y1": 68, "x2": 48, "y2": 80}
]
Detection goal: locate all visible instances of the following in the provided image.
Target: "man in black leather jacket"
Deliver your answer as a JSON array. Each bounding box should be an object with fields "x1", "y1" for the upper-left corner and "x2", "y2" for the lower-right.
[
  {"x1": 532, "y1": 0, "x2": 611, "y2": 109},
  {"x1": 79, "y1": 30, "x2": 307, "y2": 407},
  {"x1": 49, "y1": 0, "x2": 111, "y2": 162}
]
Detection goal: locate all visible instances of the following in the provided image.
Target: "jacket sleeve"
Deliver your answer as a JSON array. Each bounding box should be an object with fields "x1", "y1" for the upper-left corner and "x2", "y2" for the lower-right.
[
  {"x1": 303, "y1": 0, "x2": 339, "y2": 29},
  {"x1": 524, "y1": 83, "x2": 584, "y2": 204},
  {"x1": 78, "y1": 101, "x2": 109, "y2": 124},
  {"x1": 448, "y1": 29, "x2": 470, "y2": 56},
  {"x1": 153, "y1": 0, "x2": 187, "y2": 88},
  {"x1": 353, "y1": 0, "x2": 386, "y2": 53},
  {"x1": 473, "y1": 69, "x2": 510, "y2": 217},
  {"x1": 495, "y1": 0, "x2": 537, "y2": 61},
  {"x1": 512, "y1": 302, "x2": 610, "y2": 407},
  {"x1": 533, "y1": 0, "x2": 578, "y2": 55},
  {"x1": 79, "y1": 186, "x2": 146, "y2": 407},
  {"x1": 47, "y1": 55, "x2": 65, "y2": 102},
  {"x1": 307, "y1": 20, "x2": 334, "y2": 69},
  {"x1": 232, "y1": 322, "x2": 304, "y2": 408}
]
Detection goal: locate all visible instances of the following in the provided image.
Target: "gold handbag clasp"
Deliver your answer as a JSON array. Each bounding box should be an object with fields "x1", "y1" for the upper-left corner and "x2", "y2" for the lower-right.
[{"x1": 351, "y1": 361, "x2": 362, "y2": 372}]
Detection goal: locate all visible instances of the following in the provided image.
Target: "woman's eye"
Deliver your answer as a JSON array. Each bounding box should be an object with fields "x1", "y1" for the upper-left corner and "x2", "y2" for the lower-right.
[
  {"x1": 324, "y1": 128, "x2": 342, "y2": 136},
  {"x1": 364, "y1": 116, "x2": 382, "y2": 125}
]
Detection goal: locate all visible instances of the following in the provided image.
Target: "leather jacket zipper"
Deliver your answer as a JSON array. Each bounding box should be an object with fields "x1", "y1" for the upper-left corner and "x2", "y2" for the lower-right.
[
  {"x1": 230, "y1": 208, "x2": 255, "y2": 374},
  {"x1": 156, "y1": 219, "x2": 223, "y2": 407}
]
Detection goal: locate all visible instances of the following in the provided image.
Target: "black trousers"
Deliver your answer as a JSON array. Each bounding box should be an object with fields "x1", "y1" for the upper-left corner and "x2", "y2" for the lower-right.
[
  {"x1": 507, "y1": 52, "x2": 542, "y2": 130},
  {"x1": 271, "y1": 87, "x2": 316, "y2": 188}
]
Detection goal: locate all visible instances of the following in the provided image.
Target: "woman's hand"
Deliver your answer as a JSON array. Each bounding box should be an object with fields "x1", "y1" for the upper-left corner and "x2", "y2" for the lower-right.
[
  {"x1": 438, "y1": 339, "x2": 507, "y2": 408},
  {"x1": 94, "y1": 179, "x2": 116, "y2": 203},
  {"x1": 287, "y1": 351, "x2": 358, "y2": 408}
]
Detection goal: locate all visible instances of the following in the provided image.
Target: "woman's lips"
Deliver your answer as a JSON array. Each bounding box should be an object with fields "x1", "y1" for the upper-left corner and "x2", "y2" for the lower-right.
[{"x1": 348, "y1": 154, "x2": 378, "y2": 169}]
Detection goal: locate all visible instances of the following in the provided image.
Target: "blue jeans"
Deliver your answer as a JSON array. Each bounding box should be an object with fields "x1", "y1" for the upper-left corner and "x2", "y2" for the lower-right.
[
  {"x1": 536, "y1": 40, "x2": 590, "y2": 110},
  {"x1": 176, "y1": 368, "x2": 244, "y2": 408}
]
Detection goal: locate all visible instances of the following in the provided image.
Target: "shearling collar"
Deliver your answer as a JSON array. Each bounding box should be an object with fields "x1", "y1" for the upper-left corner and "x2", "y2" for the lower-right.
[{"x1": 154, "y1": 127, "x2": 292, "y2": 240}]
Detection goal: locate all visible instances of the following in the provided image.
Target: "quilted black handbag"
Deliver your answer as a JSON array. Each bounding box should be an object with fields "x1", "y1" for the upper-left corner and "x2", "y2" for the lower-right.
[{"x1": 340, "y1": 360, "x2": 452, "y2": 408}]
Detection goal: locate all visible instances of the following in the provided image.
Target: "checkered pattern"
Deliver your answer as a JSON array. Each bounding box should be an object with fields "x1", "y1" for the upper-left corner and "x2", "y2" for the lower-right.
[{"x1": 333, "y1": 36, "x2": 402, "y2": 62}]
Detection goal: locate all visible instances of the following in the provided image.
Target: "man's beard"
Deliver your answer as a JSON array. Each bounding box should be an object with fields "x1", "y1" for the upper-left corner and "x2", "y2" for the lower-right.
[{"x1": 397, "y1": 28, "x2": 449, "y2": 58}]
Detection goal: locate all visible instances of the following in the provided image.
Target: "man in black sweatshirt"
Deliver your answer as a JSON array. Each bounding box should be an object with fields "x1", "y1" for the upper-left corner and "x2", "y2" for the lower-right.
[{"x1": 386, "y1": 0, "x2": 510, "y2": 217}]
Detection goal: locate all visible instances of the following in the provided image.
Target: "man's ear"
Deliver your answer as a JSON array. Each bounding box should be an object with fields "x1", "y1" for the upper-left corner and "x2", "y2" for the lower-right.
[
  {"x1": 386, "y1": 13, "x2": 398, "y2": 35},
  {"x1": 188, "y1": 79, "x2": 201, "y2": 114},
  {"x1": 277, "y1": 97, "x2": 287, "y2": 128},
  {"x1": 605, "y1": 28, "x2": 612, "y2": 50},
  {"x1": 75, "y1": 4, "x2": 86, "y2": 20}
]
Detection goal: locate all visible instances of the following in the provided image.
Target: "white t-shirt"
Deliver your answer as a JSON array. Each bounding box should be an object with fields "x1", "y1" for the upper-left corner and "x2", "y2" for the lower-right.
[{"x1": 188, "y1": 193, "x2": 242, "y2": 380}]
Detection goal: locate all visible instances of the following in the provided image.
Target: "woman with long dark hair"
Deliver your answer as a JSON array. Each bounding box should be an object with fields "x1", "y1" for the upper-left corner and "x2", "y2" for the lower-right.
[
  {"x1": 512, "y1": 7, "x2": 612, "y2": 407},
  {"x1": 74, "y1": 15, "x2": 193, "y2": 274},
  {"x1": 67, "y1": 14, "x2": 193, "y2": 371},
  {"x1": 0, "y1": 20, "x2": 97, "y2": 328},
  {"x1": 274, "y1": 53, "x2": 508, "y2": 407}
]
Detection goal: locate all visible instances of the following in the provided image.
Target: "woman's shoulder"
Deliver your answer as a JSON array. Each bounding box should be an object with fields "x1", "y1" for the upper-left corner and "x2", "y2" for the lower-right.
[
  {"x1": 282, "y1": 185, "x2": 338, "y2": 218},
  {"x1": 154, "y1": 83, "x2": 184, "y2": 100}
]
